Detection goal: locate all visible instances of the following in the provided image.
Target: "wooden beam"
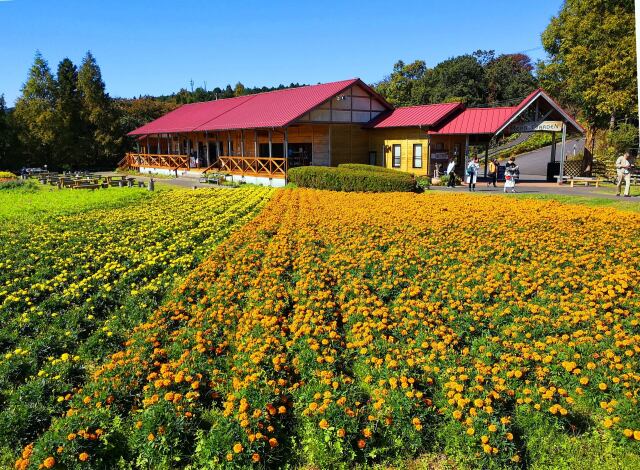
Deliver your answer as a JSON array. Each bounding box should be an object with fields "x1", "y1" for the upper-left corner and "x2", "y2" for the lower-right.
[{"x1": 254, "y1": 130, "x2": 258, "y2": 158}]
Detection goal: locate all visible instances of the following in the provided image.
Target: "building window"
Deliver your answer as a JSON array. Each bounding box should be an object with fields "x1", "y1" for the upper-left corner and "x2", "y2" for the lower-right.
[
  {"x1": 392, "y1": 144, "x2": 401, "y2": 168},
  {"x1": 413, "y1": 144, "x2": 423, "y2": 168},
  {"x1": 369, "y1": 151, "x2": 377, "y2": 165}
]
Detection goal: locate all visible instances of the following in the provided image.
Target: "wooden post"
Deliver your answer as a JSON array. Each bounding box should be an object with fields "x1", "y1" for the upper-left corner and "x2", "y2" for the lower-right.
[
  {"x1": 205, "y1": 130, "x2": 210, "y2": 166},
  {"x1": 484, "y1": 143, "x2": 489, "y2": 177},
  {"x1": 241, "y1": 129, "x2": 245, "y2": 157},
  {"x1": 157, "y1": 135, "x2": 161, "y2": 154},
  {"x1": 268, "y1": 130, "x2": 272, "y2": 158},
  {"x1": 550, "y1": 132, "x2": 557, "y2": 162},
  {"x1": 254, "y1": 130, "x2": 258, "y2": 158},
  {"x1": 284, "y1": 127, "x2": 288, "y2": 161},
  {"x1": 146, "y1": 136, "x2": 150, "y2": 155},
  {"x1": 227, "y1": 131, "x2": 232, "y2": 156},
  {"x1": 196, "y1": 133, "x2": 200, "y2": 166}
]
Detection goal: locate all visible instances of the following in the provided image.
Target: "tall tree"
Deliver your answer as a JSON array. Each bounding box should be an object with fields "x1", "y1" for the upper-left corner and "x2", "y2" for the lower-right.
[
  {"x1": 485, "y1": 54, "x2": 537, "y2": 105},
  {"x1": 425, "y1": 55, "x2": 487, "y2": 105},
  {"x1": 375, "y1": 60, "x2": 428, "y2": 106},
  {"x1": 54, "y1": 58, "x2": 85, "y2": 168},
  {"x1": 537, "y1": 0, "x2": 637, "y2": 166},
  {"x1": 0, "y1": 95, "x2": 17, "y2": 169},
  {"x1": 13, "y1": 51, "x2": 56, "y2": 167},
  {"x1": 77, "y1": 51, "x2": 121, "y2": 167},
  {"x1": 234, "y1": 82, "x2": 246, "y2": 97}
]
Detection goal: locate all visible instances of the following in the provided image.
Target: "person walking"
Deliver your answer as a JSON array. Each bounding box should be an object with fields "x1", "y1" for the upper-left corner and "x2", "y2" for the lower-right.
[
  {"x1": 487, "y1": 158, "x2": 498, "y2": 188},
  {"x1": 504, "y1": 156, "x2": 519, "y2": 193},
  {"x1": 446, "y1": 157, "x2": 457, "y2": 188},
  {"x1": 466, "y1": 156, "x2": 480, "y2": 191},
  {"x1": 615, "y1": 151, "x2": 632, "y2": 197}
]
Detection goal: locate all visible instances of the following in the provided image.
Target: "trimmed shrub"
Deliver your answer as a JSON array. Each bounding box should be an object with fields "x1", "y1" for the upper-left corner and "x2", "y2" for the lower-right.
[
  {"x1": 288, "y1": 166, "x2": 416, "y2": 192},
  {"x1": 337, "y1": 163, "x2": 410, "y2": 175}
]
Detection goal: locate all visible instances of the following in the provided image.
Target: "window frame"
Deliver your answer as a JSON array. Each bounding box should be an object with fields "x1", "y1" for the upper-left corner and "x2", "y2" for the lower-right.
[
  {"x1": 392, "y1": 144, "x2": 401, "y2": 168},
  {"x1": 412, "y1": 143, "x2": 423, "y2": 169}
]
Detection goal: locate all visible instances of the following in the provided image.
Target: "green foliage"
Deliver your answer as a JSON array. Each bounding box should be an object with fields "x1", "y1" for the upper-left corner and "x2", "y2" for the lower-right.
[
  {"x1": 376, "y1": 52, "x2": 537, "y2": 107},
  {"x1": 494, "y1": 133, "x2": 553, "y2": 159},
  {"x1": 537, "y1": 0, "x2": 637, "y2": 148},
  {"x1": 53, "y1": 58, "x2": 85, "y2": 169},
  {"x1": 606, "y1": 123, "x2": 639, "y2": 154},
  {"x1": 337, "y1": 163, "x2": 409, "y2": 174},
  {"x1": 12, "y1": 52, "x2": 56, "y2": 167},
  {"x1": 288, "y1": 166, "x2": 417, "y2": 192},
  {"x1": 0, "y1": 180, "x2": 38, "y2": 191},
  {"x1": 485, "y1": 54, "x2": 537, "y2": 105}
]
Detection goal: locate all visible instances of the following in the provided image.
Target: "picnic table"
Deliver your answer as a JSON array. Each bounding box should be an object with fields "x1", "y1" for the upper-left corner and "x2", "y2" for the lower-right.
[{"x1": 199, "y1": 172, "x2": 227, "y2": 185}]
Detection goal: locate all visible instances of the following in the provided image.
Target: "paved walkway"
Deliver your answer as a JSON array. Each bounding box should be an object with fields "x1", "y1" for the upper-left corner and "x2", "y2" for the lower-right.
[
  {"x1": 99, "y1": 171, "x2": 222, "y2": 189},
  {"x1": 431, "y1": 180, "x2": 638, "y2": 200}
]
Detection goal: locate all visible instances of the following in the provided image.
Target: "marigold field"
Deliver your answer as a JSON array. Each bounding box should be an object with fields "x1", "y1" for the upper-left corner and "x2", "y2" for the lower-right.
[{"x1": 3, "y1": 188, "x2": 640, "y2": 469}]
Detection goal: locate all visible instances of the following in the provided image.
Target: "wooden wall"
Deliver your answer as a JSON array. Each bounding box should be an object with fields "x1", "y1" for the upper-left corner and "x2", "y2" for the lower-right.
[{"x1": 330, "y1": 124, "x2": 370, "y2": 166}]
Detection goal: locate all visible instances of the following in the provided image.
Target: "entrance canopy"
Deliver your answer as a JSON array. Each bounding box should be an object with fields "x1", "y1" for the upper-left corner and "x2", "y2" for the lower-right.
[{"x1": 427, "y1": 89, "x2": 584, "y2": 140}]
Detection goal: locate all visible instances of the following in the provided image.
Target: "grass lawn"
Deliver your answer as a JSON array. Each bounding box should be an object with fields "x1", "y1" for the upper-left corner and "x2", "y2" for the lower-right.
[
  {"x1": 513, "y1": 192, "x2": 640, "y2": 212},
  {"x1": 0, "y1": 183, "x2": 153, "y2": 222}
]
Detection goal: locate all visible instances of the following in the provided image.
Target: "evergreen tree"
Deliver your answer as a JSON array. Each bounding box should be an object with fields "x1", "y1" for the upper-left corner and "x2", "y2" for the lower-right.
[
  {"x1": 13, "y1": 51, "x2": 56, "y2": 167},
  {"x1": 425, "y1": 55, "x2": 487, "y2": 106},
  {"x1": 77, "y1": 51, "x2": 121, "y2": 167},
  {"x1": 0, "y1": 95, "x2": 17, "y2": 169},
  {"x1": 54, "y1": 58, "x2": 85, "y2": 168}
]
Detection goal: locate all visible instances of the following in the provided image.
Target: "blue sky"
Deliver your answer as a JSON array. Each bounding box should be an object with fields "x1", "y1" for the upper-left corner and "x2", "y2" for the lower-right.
[{"x1": 0, "y1": 0, "x2": 563, "y2": 105}]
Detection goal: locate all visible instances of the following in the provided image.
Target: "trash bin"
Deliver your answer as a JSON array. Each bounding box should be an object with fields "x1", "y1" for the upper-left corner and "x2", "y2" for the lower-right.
[
  {"x1": 547, "y1": 162, "x2": 560, "y2": 182},
  {"x1": 497, "y1": 165, "x2": 506, "y2": 182}
]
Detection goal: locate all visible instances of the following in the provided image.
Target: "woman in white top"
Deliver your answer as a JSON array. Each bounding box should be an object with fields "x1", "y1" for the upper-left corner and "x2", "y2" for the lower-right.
[
  {"x1": 504, "y1": 157, "x2": 519, "y2": 193},
  {"x1": 466, "y1": 157, "x2": 480, "y2": 191},
  {"x1": 446, "y1": 158, "x2": 457, "y2": 188}
]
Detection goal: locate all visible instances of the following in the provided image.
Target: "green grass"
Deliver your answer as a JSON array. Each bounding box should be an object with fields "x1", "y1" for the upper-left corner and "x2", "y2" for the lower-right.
[
  {"x1": 512, "y1": 192, "x2": 640, "y2": 212},
  {"x1": 0, "y1": 184, "x2": 154, "y2": 222}
]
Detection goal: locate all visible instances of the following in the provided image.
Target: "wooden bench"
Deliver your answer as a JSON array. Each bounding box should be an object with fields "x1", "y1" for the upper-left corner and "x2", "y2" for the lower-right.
[
  {"x1": 73, "y1": 183, "x2": 100, "y2": 190},
  {"x1": 569, "y1": 176, "x2": 602, "y2": 187}
]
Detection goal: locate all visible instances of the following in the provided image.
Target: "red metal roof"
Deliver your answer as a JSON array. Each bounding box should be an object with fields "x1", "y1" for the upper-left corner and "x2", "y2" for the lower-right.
[
  {"x1": 128, "y1": 95, "x2": 253, "y2": 135},
  {"x1": 430, "y1": 107, "x2": 518, "y2": 135},
  {"x1": 128, "y1": 78, "x2": 390, "y2": 135},
  {"x1": 369, "y1": 102, "x2": 462, "y2": 128}
]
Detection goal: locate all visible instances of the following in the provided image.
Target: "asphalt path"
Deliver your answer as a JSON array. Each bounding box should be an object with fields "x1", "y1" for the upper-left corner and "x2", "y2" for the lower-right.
[{"x1": 511, "y1": 137, "x2": 585, "y2": 180}]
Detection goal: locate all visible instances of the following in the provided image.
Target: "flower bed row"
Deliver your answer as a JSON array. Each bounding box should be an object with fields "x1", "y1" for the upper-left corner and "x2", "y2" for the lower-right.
[
  {"x1": 16, "y1": 189, "x2": 640, "y2": 469},
  {"x1": 0, "y1": 186, "x2": 273, "y2": 456}
]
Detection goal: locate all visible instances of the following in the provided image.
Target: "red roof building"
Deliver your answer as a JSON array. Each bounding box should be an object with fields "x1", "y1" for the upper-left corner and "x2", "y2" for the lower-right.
[{"x1": 122, "y1": 80, "x2": 582, "y2": 184}]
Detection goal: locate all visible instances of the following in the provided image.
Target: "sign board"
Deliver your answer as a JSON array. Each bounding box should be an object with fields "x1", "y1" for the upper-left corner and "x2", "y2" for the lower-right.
[{"x1": 509, "y1": 120, "x2": 563, "y2": 133}]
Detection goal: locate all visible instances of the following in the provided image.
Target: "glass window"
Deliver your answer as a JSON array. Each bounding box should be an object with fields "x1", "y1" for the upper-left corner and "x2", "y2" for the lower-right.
[
  {"x1": 392, "y1": 144, "x2": 401, "y2": 168},
  {"x1": 413, "y1": 144, "x2": 423, "y2": 168}
]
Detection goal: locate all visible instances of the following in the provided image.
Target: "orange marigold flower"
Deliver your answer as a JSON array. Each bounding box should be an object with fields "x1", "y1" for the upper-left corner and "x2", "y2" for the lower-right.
[
  {"x1": 79, "y1": 452, "x2": 89, "y2": 462},
  {"x1": 43, "y1": 457, "x2": 56, "y2": 469}
]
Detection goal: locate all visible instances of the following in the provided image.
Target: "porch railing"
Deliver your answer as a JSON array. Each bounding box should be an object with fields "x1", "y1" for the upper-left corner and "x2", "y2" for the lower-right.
[
  {"x1": 217, "y1": 156, "x2": 287, "y2": 179},
  {"x1": 120, "y1": 153, "x2": 190, "y2": 170}
]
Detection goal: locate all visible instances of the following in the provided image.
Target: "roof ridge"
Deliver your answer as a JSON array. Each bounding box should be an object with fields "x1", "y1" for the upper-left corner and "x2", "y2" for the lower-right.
[{"x1": 395, "y1": 102, "x2": 462, "y2": 110}]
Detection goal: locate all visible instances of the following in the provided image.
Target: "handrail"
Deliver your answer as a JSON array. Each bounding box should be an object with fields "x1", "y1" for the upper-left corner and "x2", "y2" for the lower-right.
[
  {"x1": 121, "y1": 153, "x2": 190, "y2": 170},
  {"x1": 217, "y1": 156, "x2": 287, "y2": 178}
]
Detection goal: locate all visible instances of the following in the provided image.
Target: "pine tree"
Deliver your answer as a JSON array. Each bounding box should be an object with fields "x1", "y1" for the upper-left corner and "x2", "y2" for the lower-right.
[
  {"x1": 54, "y1": 58, "x2": 85, "y2": 168},
  {"x1": 77, "y1": 51, "x2": 121, "y2": 167},
  {"x1": 13, "y1": 51, "x2": 56, "y2": 167},
  {"x1": 0, "y1": 95, "x2": 14, "y2": 169}
]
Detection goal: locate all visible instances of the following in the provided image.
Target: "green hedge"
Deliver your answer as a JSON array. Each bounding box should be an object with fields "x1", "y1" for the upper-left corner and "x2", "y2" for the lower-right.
[
  {"x1": 288, "y1": 166, "x2": 416, "y2": 192},
  {"x1": 337, "y1": 163, "x2": 409, "y2": 175}
]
